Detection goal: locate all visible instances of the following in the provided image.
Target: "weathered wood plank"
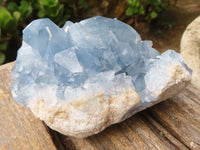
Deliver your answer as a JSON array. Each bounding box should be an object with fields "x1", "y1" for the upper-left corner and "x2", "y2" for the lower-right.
[
  {"x1": 0, "y1": 62, "x2": 57, "y2": 150},
  {"x1": 146, "y1": 88, "x2": 200, "y2": 149},
  {"x1": 1, "y1": 15, "x2": 200, "y2": 150},
  {"x1": 1, "y1": 63, "x2": 200, "y2": 150}
]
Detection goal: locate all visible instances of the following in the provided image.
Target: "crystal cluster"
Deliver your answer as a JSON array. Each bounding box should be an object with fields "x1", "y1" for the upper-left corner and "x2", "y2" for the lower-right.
[{"x1": 11, "y1": 16, "x2": 191, "y2": 138}]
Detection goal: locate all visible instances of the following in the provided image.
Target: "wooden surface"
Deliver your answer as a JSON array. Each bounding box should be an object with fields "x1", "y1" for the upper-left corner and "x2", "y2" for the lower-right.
[
  {"x1": 0, "y1": 62, "x2": 200, "y2": 150},
  {"x1": 0, "y1": 62, "x2": 57, "y2": 150}
]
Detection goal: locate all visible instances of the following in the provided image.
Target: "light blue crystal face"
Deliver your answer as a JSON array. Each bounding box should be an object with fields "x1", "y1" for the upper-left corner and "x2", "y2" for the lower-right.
[{"x1": 11, "y1": 16, "x2": 191, "y2": 107}]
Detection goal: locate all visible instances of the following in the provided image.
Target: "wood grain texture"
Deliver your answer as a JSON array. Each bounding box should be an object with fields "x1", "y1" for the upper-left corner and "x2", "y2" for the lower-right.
[
  {"x1": 0, "y1": 62, "x2": 200, "y2": 150},
  {"x1": 0, "y1": 62, "x2": 57, "y2": 150}
]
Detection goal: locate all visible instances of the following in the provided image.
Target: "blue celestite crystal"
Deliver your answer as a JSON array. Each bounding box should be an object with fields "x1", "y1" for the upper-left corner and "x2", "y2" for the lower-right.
[{"x1": 11, "y1": 16, "x2": 191, "y2": 111}]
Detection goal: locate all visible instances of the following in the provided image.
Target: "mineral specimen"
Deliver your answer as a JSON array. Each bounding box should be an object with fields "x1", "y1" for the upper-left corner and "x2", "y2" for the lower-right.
[{"x1": 11, "y1": 16, "x2": 192, "y2": 138}]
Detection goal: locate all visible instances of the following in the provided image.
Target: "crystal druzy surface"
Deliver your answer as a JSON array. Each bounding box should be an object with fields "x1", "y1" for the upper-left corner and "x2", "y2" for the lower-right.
[{"x1": 11, "y1": 16, "x2": 191, "y2": 137}]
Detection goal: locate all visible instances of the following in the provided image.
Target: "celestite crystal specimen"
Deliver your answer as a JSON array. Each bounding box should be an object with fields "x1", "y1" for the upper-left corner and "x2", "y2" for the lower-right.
[{"x1": 11, "y1": 16, "x2": 191, "y2": 138}]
